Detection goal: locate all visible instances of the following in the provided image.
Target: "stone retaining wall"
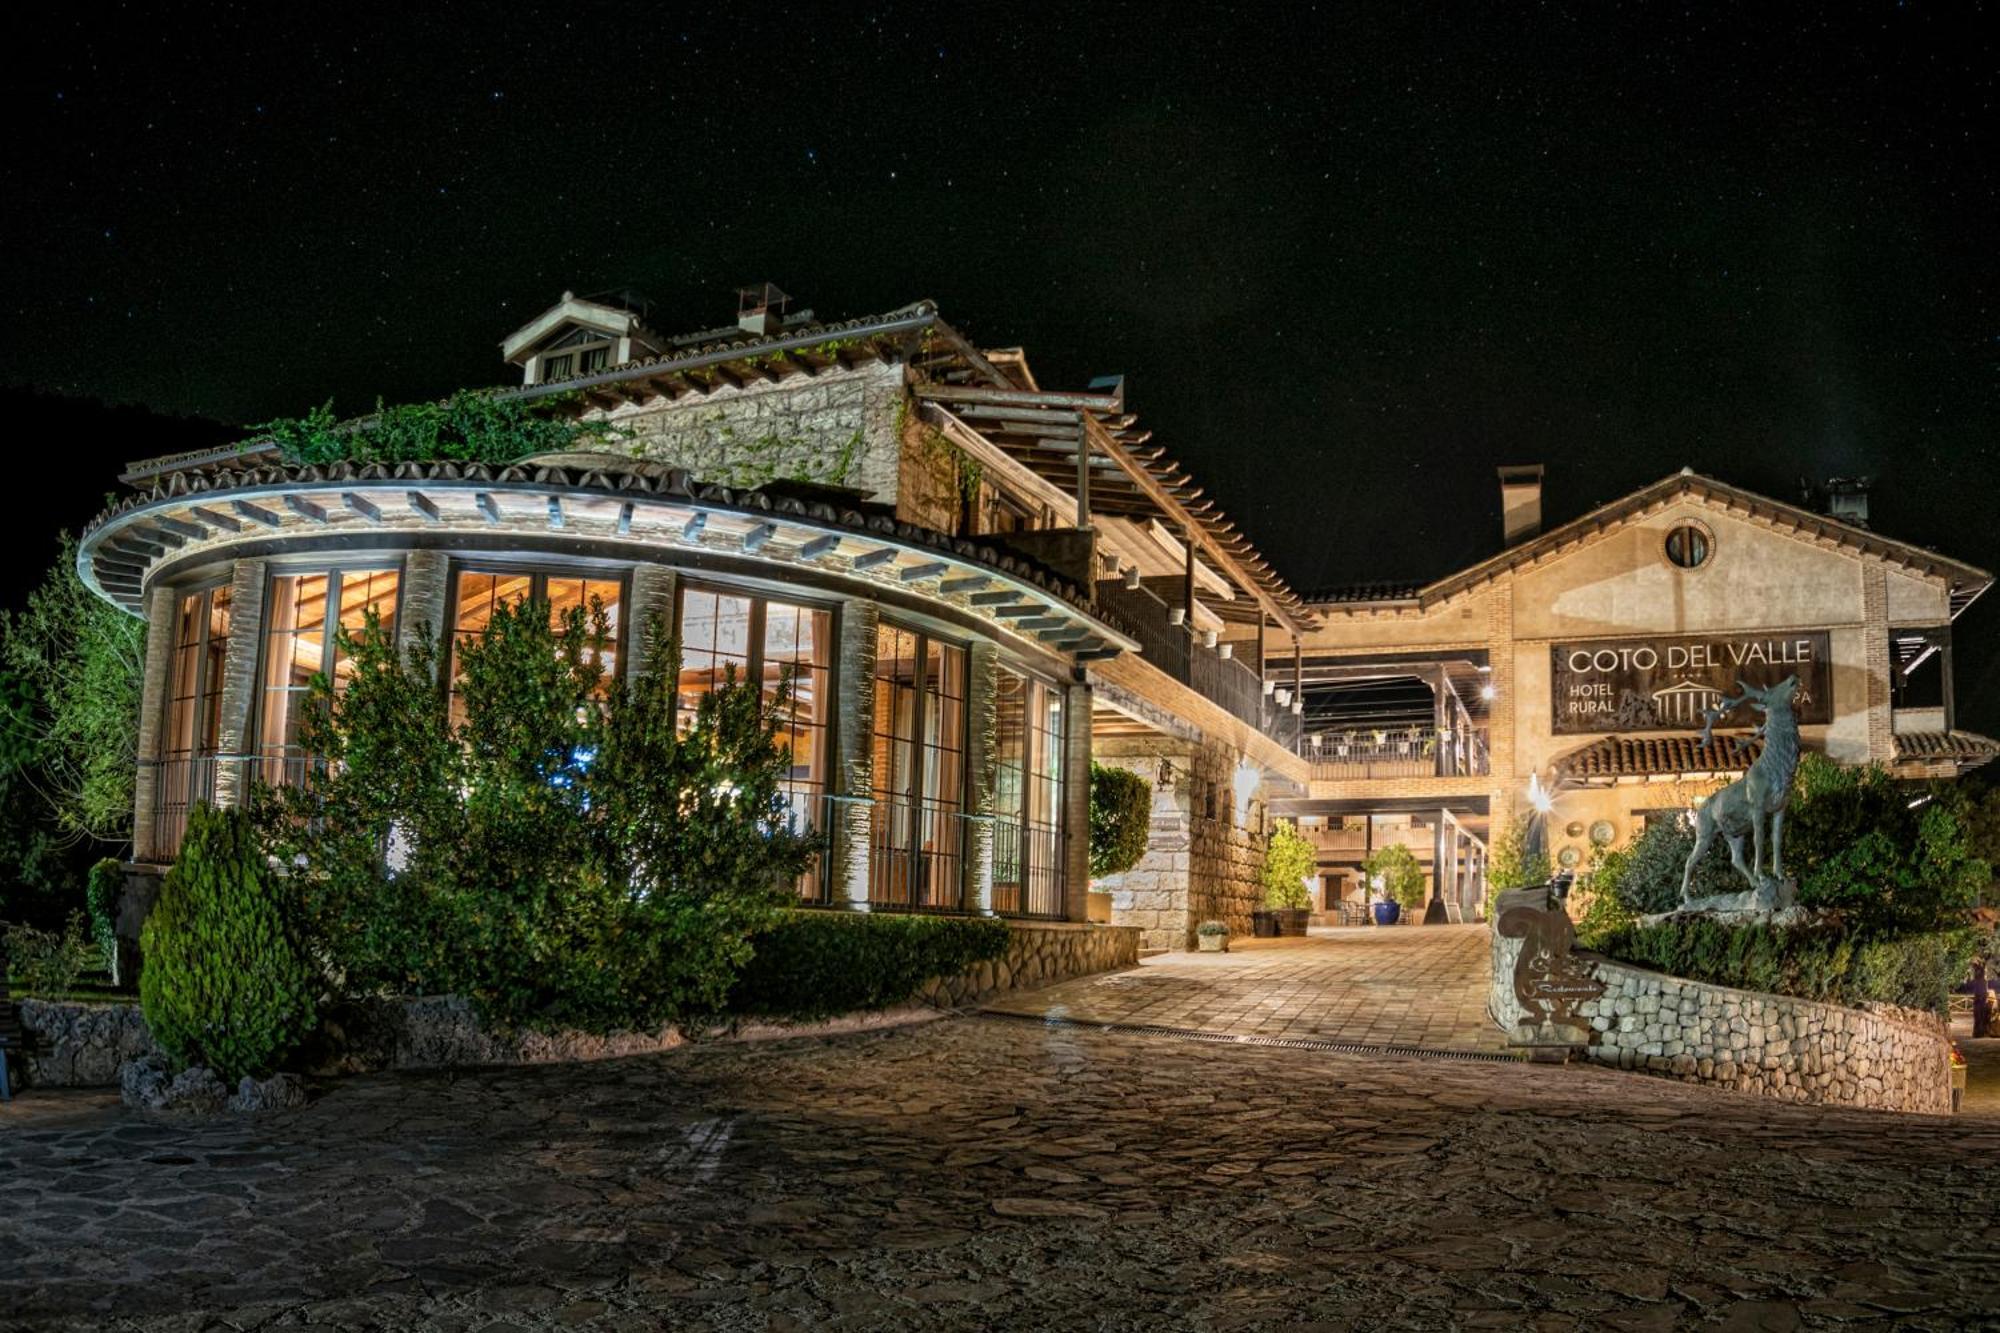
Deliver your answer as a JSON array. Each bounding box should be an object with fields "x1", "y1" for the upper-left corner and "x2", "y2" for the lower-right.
[
  {"x1": 1490, "y1": 929, "x2": 1953, "y2": 1115},
  {"x1": 12, "y1": 920, "x2": 1140, "y2": 1088},
  {"x1": 920, "y1": 921, "x2": 1141, "y2": 1008}
]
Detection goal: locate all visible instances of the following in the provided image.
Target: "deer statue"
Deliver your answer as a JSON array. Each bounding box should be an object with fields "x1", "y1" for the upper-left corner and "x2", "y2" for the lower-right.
[{"x1": 1679, "y1": 675, "x2": 1802, "y2": 905}]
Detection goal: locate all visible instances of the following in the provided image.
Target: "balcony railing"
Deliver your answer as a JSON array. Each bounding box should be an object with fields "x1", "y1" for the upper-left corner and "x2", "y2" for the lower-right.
[
  {"x1": 1306, "y1": 728, "x2": 1490, "y2": 781},
  {"x1": 1095, "y1": 580, "x2": 1300, "y2": 748},
  {"x1": 990, "y1": 815, "x2": 1066, "y2": 919}
]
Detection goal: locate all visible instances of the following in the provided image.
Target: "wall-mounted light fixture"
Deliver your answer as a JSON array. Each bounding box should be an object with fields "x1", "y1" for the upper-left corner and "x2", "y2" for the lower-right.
[
  {"x1": 1168, "y1": 607, "x2": 1186, "y2": 626},
  {"x1": 1157, "y1": 758, "x2": 1176, "y2": 791}
]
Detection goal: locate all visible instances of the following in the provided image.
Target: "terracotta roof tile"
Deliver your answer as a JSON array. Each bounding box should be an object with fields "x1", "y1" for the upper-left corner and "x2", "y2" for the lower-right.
[{"x1": 1553, "y1": 733, "x2": 1759, "y2": 780}]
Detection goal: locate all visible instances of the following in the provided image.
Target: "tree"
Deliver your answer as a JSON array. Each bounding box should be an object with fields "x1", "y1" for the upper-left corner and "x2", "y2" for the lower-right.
[
  {"x1": 1363, "y1": 843, "x2": 1427, "y2": 912},
  {"x1": 140, "y1": 804, "x2": 317, "y2": 1082},
  {"x1": 1261, "y1": 820, "x2": 1317, "y2": 909},
  {"x1": 1089, "y1": 763, "x2": 1152, "y2": 878},
  {"x1": 1487, "y1": 815, "x2": 1550, "y2": 895},
  {"x1": 0, "y1": 534, "x2": 146, "y2": 844}
]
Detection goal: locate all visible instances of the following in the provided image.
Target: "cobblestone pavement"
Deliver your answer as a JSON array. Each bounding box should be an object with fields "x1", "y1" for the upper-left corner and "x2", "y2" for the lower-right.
[
  {"x1": 8, "y1": 1016, "x2": 2000, "y2": 1331},
  {"x1": 982, "y1": 924, "x2": 1507, "y2": 1052}
]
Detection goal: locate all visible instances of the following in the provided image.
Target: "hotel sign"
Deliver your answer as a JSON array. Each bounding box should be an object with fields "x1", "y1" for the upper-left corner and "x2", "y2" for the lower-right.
[{"x1": 1550, "y1": 631, "x2": 1831, "y2": 735}]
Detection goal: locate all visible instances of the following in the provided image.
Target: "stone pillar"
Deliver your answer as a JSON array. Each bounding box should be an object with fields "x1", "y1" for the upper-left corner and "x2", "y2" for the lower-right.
[
  {"x1": 829, "y1": 598, "x2": 880, "y2": 909},
  {"x1": 624, "y1": 563, "x2": 679, "y2": 683},
  {"x1": 130, "y1": 584, "x2": 180, "y2": 863},
  {"x1": 397, "y1": 550, "x2": 450, "y2": 658},
  {"x1": 1485, "y1": 575, "x2": 1518, "y2": 849},
  {"x1": 1062, "y1": 677, "x2": 1094, "y2": 923},
  {"x1": 962, "y1": 641, "x2": 998, "y2": 914},
  {"x1": 210, "y1": 559, "x2": 267, "y2": 810},
  {"x1": 1863, "y1": 565, "x2": 1893, "y2": 764}
]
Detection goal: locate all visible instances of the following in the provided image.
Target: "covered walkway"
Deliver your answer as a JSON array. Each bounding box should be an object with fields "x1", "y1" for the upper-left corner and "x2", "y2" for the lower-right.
[{"x1": 982, "y1": 924, "x2": 1507, "y2": 1053}]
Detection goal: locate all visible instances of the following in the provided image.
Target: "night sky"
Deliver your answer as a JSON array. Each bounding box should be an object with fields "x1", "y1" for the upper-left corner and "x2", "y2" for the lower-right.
[{"x1": 6, "y1": 4, "x2": 1998, "y2": 723}]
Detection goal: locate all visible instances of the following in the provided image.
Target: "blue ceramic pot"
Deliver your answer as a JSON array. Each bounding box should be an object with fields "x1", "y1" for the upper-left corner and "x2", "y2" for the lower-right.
[{"x1": 1372, "y1": 901, "x2": 1401, "y2": 926}]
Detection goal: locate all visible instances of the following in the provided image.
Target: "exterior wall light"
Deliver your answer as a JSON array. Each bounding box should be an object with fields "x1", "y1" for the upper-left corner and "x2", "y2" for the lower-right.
[{"x1": 1480, "y1": 683, "x2": 1497, "y2": 700}]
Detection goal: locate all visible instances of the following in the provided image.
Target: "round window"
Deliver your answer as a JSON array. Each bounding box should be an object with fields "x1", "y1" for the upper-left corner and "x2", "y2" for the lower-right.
[{"x1": 1664, "y1": 524, "x2": 1711, "y2": 569}]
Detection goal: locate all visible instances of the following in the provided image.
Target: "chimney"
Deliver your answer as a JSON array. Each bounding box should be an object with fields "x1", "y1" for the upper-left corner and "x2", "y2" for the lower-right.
[
  {"x1": 1497, "y1": 464, "x2": 1544, "y2": 546},
  {"x1": 1821, "y1": 476, "x2": 1872, "y2": 529},
  {"x1": 736, "y1": 282, "x2": 790, "y2": 336}
]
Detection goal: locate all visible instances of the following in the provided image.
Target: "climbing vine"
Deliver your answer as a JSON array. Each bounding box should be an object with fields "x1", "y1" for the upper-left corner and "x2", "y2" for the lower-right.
[{"x1": 259, "y1": 390, "x2": 607, "y2": 467}]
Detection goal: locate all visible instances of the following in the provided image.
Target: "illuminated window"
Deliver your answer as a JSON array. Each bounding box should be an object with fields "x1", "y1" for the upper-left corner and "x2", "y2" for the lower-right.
[
  {"x1": 1664, "y1": 524, "x2": 1711, "y2": 569},
  {"x1": 992, "y1": 667, "x2": 1067, "y2": 917},
  {"x1": 449, "y1": 568, "x2": 622, "y2": 725},
  {"x1": 256, "y1": 567, "x2": 401, "y2": 787},
  {"x1": 155, "y1": 582, "x2": 233, "y2": 854},
  {"x1": 870, "y1": 623, "x2": 967, "y2": 909}
]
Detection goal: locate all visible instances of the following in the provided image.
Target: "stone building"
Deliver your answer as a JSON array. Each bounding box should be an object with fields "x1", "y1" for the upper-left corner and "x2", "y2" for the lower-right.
[
  {"x1": 1272, "y1": 466, "x2": 1997, "y2": 922},
  {"x1": 81, "y1": 286, "x2": 1311, "y2": 950}
]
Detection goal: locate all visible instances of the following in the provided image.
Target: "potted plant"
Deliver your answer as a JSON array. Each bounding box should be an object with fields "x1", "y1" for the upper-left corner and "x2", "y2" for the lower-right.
[
  {"x1": 1196, "y1": 920, "x2": 1229, "y2": 952},
  {"x1": 1261, "y1": 820, "x2": 1317, "y2": 936},
  {"x1": 1363, "y1": 843, "x2": 1425, "y2": 927}
]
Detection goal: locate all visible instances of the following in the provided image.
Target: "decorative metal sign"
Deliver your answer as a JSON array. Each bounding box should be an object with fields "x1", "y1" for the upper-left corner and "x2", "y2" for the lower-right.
[
  {"x1": 1495, "y1": 901, "x2": 1605, "y2": 1028},
  {"x1": 1549, "y1": 631, "x2": 1831, "y2": 735}
]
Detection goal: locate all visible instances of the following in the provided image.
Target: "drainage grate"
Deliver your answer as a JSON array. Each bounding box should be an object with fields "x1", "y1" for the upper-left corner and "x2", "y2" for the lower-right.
[{"x1": 977, "y1": 1009, "x2": 1524, "y2": 1064}]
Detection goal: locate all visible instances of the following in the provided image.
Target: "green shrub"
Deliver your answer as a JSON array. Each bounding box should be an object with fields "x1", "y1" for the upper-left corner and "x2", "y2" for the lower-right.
[
  {"x1": 1364, "y1": 843, "x2": 1427, "y2": 912},
  {"x1": 1089, "y1": 763, "x2": 1152, "y2": 878},
  {"x1": 4, "y1": 912, "x2": 97, "y2": 998},
  {"x1": 257, "y1": 601, "x2": 809, "y2": 1034},
  {"x1": 1599, "y1": 817, "x2": 1740, "y2": 915},
  {"x1": 1261, "y1": 821, "x2": 1316, "y2": 910},
  {"x1": 86, "y1": 858, "x2": 122, "y2": 976},
  {"x1": 1592, "y1": 914, "x2": 1979, "y2": 1014},
  {"x1": 1784, "y1": 754, "x2": 1990, "y2": 929},
  {"x1": 259, "y1": 390, "x2": 605, "y2": 467},
  {"x1": 729, "y1": 912, "x2": 1011, "y2": 1020},
  {"x1": 140, "y1": 805, "x2": 317, "y2": 1081}
]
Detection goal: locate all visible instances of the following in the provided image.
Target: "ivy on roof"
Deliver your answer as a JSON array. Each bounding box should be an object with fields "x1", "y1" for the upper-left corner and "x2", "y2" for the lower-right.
[{"x1": 257, "y1": 390, "x2": 606, "y2": 467}]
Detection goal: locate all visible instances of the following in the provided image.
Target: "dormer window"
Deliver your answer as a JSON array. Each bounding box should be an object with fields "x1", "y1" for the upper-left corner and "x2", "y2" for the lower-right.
[{"x1": 537, "y1": 336, "x2": 613, "y2": 384}]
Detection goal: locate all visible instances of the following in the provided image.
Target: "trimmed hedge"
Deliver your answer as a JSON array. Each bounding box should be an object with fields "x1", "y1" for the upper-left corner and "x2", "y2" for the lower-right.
[
  {"x1": 1593, "y1": 915, "x2": 1982, "y2": 1015},
  {"x1": 1089, "y1": 763, "x2": 1152, "y2": 878},
  {"x1": 729, "y1": 911, "x2": 1011, "y2": 1021}
]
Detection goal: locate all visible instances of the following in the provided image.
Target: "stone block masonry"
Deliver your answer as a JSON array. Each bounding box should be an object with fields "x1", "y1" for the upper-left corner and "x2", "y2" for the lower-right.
[
  {"x1": 1490, "y1": 930, "x2": 1953, "y2": 1114},
  {"x1": 1095, "y1": 738, "x2": 1270, "y2": 951},
  {"x1": 605, "y1": 360, "x2": 905, "y2": 502},
  {"x1": 921, "y1": 922, "x2": 1141, "y2": 1009}
]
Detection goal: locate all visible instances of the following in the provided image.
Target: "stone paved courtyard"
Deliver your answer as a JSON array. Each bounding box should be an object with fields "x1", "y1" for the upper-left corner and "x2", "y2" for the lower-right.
[
  {"x1": 982, "y1": 924, "x2": 1508, "y2": 1052},
  {"x1": 6, "y1": 1015, "x2": 2000, "y2": 1331}
]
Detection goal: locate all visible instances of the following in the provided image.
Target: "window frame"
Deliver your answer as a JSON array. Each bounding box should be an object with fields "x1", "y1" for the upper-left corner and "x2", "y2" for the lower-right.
[
  {"x1": 991, "y1": 663, "x2": 1068, "y2": 917},
  {"x1": 442, "y1": 560, "x2": 631, "y2": 679},
  {"x1": 251, "y1": 563, "x2": 405, "y2": 781},
  {"x1": 869, "y1": 618, "x2": 971, "y2": 910},
  {"x1": 157, "y1": 577, "x2": 235, "y2": 763},
  {"x1": 674, "y1": 580, "x2": 840, "y2": 900}
]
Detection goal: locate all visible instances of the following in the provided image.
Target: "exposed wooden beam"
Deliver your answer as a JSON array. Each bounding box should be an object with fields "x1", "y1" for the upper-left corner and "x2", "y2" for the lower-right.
[
  {"x1": 342, "y1": 493, "x2": 382, "y2": 524},
  {"x1": 741, "y1": 522, "x2": 776, "y2": 553},
  {"x1": 851, "y1": 547, "x2": 898, "y2": 570},
  {"x1": 547, "y1": 496, "x2": 565, "y2": 530},
  {"x1": 408, "y1": 493, "x2": 441, "y2": 524},
  {"x1": 915, "y1": 383, "x2": 1123, "y2": 413},
  {"x1": 899, "y1": 561, "x2": 949, "y2": 583},
  {"x1": 475, "y1": 493, "x2": 501, "y2": 525},
  {"x1": 939, "y1": 575, "x2": 990, "y2": 594},
  {"x1": 154, "y1": 515, "x2": 207, "y2": 541},
  {"x1": 285, "y1": 494, "x2": 329, "y2": 524},
  {"x1": 798, "y1": 533, "x2": 842, "y2": 559},
  {"x1": 617, "y1": 501, "x2": 634, "y2": 535},
  {"x1": 233, "y1": 500, "x2": 282, "y2": 529},
  {"x1": 189, "y1": 506, "x2": 243, "y2": 534},
  {"x1": 682, "y1": 512, "x2": 708, "y2": 540}
]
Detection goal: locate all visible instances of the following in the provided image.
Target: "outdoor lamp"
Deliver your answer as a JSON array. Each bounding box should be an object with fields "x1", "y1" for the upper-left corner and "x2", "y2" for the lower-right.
[
  {"x1": 1218, "y1": 643, "x2": 1233, "y2": 659},
  {"x1": 1169, "y1": 607, "x2": 1186, "y2": 626},
  {"x1": 1123, "y1": 567, "x2": 1142, "y2": 589},
  {"x1": 1203, "y1": 629, "x2": 1218, "y2": 648}
]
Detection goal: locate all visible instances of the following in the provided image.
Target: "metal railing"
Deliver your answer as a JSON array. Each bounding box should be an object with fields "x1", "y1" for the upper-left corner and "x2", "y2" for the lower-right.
[
  {"x1": 144, "y1": 755, "x2": 219, "y2": 860},
  {"x1": 1305, "y1": 728, "x2": 1490, "y2": 781},
  {"x1": 1095, "y1": 580, "x2": 1300, "y2": 749},
  {"x1": 867, "y1": 794, "x2": 967, "y2": 911},
  {"x1": 990, "y1": 816, "x2": 1066, "y2": 919}
]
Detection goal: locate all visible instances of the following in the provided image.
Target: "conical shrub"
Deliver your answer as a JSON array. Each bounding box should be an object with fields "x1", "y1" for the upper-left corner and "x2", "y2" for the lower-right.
[{"x1": 140, "y1": 803, "x2": 317, "y2": 1083}]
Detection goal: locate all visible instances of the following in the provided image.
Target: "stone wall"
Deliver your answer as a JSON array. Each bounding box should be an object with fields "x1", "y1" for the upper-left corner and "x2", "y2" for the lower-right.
[
  {"x1": 9, "y1": 921, "x2": 1139, "y2": 1088},
  {"x1": 601, "y1": 360, "x2": 905, "y2": 502},
  {"x1": 17, "y1": 1000, "x2": 159, "y2": 1087},
  {"x1": 1490, "y1": 930, "x2": 1953, "y2": 1115},
  {"x1": 919, "y1": 922, "x2": 1141, "y2": 1009},
  {"x1": 1094, "y1": 738, "x2": 1271, "y2": 951}
]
